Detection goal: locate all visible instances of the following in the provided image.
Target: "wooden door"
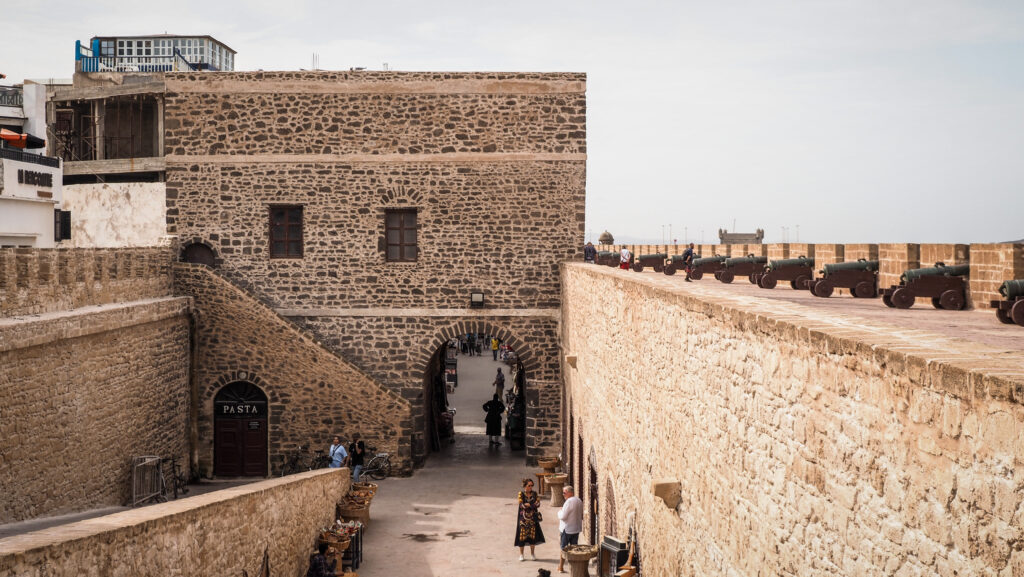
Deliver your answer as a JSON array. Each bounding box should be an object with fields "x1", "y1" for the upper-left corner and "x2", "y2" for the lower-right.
[{"x1": 213, "y1": 382, "x2": 268, "y2": 477}]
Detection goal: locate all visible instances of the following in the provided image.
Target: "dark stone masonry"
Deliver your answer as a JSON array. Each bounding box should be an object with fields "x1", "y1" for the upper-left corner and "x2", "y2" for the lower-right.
[{"x1": 164, "y1": 71, "x2": 587, "y2": 466}]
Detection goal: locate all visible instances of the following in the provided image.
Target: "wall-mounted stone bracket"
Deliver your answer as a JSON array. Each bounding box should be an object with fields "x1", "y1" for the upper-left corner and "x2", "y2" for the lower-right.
[{"x1": 651, "y1": 479, "x2": 681, "y2": 509}]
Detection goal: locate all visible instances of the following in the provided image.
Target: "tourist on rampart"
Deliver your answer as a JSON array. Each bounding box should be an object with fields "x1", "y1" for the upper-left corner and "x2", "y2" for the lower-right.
[
  {"x1": 328, "y1": 436, "x2": 348, "y2": 468},
  {"x1": 348, "y1": 433, "x2": 366, "y2": 481},
  {"x1": 556, "y1": 485, "x2": 584, "y2": 573},
  {"x1": 483, "y1": 394, "x2": 505, "y2": 447},
  {"x1": 491, "y1": 337, "x2": 500, "y2": 360},
  {"x1": 583, "y1": 242, "x2": 597, "y2": 263},
  {"x1": 681, "y1": 242, "x2": 696, "y2": 282},
  {"x1": 514, "y1": 478, "x2": 546, "y2": 560},
  {"x1": 619, "y1": 246, "x2": 631, "y2": 270},
  {"x1": 305, "y1": 541, "x2": 337, "y2": 577}
]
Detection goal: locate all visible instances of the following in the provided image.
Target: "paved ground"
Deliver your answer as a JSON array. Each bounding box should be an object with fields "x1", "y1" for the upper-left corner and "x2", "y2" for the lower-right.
[{"x1": 355, "y1": 352, "x2": 575, "y2": 576}]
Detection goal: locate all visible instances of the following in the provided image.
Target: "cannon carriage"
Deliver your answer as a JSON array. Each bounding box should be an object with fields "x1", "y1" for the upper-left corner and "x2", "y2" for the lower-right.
[
  {"x1": 752, "y1": 256, "x2": 814, "y2": 290},
  {"x1": 682, "y1": 255, "x2": 726, "y2": 280},
  {"x1": 881, "y1": 263, "x2": 969, "y2": 310},
  {"x1": 632, "y1": 253, "x2": 667, "y2": 273},
  {"x1": 991, "y1": 279, "x2": 1024, "y2": 326},
  {"x1": 806, "y1": 259, "x2": 879, "y2": 298},
  {"x1": 714, "y1": 255, "x2": 768, "y2": 284}
]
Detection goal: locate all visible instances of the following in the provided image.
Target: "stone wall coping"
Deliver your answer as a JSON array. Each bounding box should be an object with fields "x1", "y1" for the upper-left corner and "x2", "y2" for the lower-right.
[
  {"x1": 166, "y1": 153, "x2": 586, "y2": 164},
  {"x1": 165, "y1": 76, "x2": 586, "y2": 95},
  {"x1": 0, "y1": 468, "x2": 347, "y2": 557},
  {"x1": 565, "y1": 263, "x2": 1024, "y2": 403},
  {"x1": 0, "y1": 297, "x2": 190, "y2": 353},
  {"x1": 276, "y1": 307, "x2": 560, "y2": 318}
]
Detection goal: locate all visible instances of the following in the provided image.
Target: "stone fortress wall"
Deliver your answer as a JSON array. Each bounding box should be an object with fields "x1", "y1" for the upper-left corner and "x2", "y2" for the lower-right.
[
  {"x1": 0, "y1": 468, "x2": 349, "y2": 577},
  {"x1": 163, "y1": 71, "x2": 586, "y2": 465},
  {"x1": 561, "y1": 262, "x2": 1024, "y2": 576},
  {"x1": 599, "y1": 242, "x2": 1023, "y2": 308},
  {"x1": 0, "y1": 246, "x2": 190, "y2": 523}
]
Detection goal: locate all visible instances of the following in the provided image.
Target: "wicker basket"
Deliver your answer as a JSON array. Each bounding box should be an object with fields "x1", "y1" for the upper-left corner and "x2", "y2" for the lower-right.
[
  {"x1": 336, "y1": 504, "x2": 371, "y2": 529},
  {"x1": 563, "y1": 545, "x2": 599, "y2": 561},
  {"x1": 351, "y1": 482, "x2": 378, "y2": 495}
]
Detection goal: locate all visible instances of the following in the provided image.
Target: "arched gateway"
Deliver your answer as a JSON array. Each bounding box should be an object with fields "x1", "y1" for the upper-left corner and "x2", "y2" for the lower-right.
[{"x1": 213, "y1": 381, "x2": 268, "y2": 477}]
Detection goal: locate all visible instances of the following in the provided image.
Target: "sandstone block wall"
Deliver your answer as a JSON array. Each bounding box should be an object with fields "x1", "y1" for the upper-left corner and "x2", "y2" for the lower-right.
[
  {"x1": 173, "y1": 263, "x2": 413, "y2": 475},
  {"x1": 0, "y1": 298, "x2": 190, "y2": 523},
  {"x1": 878, "y1": 243, "x2": 921, "y2": 290},
  {"x1": 163, "y1": 71, "x2": 582, "y2": 465},
  {"x1": 969, "y1": 243, "x2": 1024, "y2": 310},
  {"x1": 0, "y1": 246, "x2": 174, "y2": 316},
  {"x1": 844, "y1": 243, "x2": 879, "y2": 261},
  {"x1": 561, "y1": 263, "x2": 1024, "y2": 576},
  {"x1": 0, "y1": 468, "x2": 349, "y2": 577}
]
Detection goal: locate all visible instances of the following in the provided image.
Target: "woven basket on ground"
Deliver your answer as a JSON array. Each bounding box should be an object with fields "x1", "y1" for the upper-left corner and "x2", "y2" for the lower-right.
[{"x1": 563, "y1": 545, "x2": 599, "y2": 561}]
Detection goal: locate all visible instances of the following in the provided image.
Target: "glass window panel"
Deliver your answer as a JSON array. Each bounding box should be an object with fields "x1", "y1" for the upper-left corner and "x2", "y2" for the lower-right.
[
  {"x1": 405, "y1": 229, "x2": 417, "y2": 244},
  {"x1": 387, "y1": 229, "x2": 400, "y2": 243},
  {"x1": 403, "y1": 245, "x2": 417, "y2": 260},
  {"x1": 288, "y1": 241, "x2": 302, "y2": 255},
  {"x1": 272, "y1": 242, "x2": 285, "y2": 254},
  {"x1": 386, "y1": 213, "x2": 400, "y2": 227},
  {"x1": 388, "y1": 246, "x2": 400, "y2": 261},
  {"x1": 271, "y1": 224, "x2": 286, "y2": 237}
]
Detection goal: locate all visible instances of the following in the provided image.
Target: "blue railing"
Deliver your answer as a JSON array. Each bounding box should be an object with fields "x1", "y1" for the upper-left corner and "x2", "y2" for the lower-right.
[{"x1": 78, "y1": 49, "x2": 201, "y2": 73}]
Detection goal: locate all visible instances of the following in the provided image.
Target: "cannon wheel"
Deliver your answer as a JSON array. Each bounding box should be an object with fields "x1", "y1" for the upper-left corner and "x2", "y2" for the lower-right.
[
  {"x1": 793, "y1": 275, "x2": 810, "y2": 291},
  {"x1": 759, "y1": 274, "x2": 777, "y2": 289},
  {"x1": 891, "y1": 288, "x2": 915, "y2": 309},
  {"x1": 1011, "y1": 299, "x2": 1024, "y2": 325},
  {"x1": 719, "y1": 270, "x2": 735, "y2": 284},
  {"x1": 654, "y1": 264, "x2": 665, "y2": 273},
  {"x1": 854, "y1": 282, "x2": 876, "y2": 299},
  {"x1": 931, "y1": 297, "x2": 943, "y2": 310},
  {"x1": 690, "y1": 270, "x2": 703, "y2": 281},
  {"x1": 940, "y1": 291, "x2": 966, "y2": 310},
  {"x1": 996, "y1": 307, "x2": 1015, "y2": 324},
  {"x1": 882, "y1": 293, "x2": 894, "y2": 308},
  {"x1": 813, "y1": 280, "x2": 834, "y2": 298},
  {"x1": 664, "y1": 262, "x2": 676, "y2": 276},
  {"x1": 806, "y1": 279, "x2": 819, "y2": 293},
  {"x1": 748, "y1": 274, "x2": 759, "y2": 285},
  {"x1": 632, "y1": 262, "x2": 643, "y2": 272}
]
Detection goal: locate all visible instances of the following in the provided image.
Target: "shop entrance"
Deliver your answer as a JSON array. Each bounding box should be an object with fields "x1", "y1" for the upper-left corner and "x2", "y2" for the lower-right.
[
  {"x1": 421, "y1": 331, "x2": 528, "y2": 461},
  {"x1": 213, "y1": 381, "x2": 268, "y2": 477}
]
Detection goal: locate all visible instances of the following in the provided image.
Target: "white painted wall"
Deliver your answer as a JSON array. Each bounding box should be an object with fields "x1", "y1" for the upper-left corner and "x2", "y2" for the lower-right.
[
  {"x1": 61, "y1": 182, "x2": 166, "y2": 247},
  {"x1": 0, "y1": 157, "x2": 62, "y2": 248}
]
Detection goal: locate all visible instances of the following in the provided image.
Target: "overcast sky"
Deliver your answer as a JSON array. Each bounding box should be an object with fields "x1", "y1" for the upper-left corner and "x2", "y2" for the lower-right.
[{"x1": 3, "y1": 0, "x2": 1023, "y2": 243}]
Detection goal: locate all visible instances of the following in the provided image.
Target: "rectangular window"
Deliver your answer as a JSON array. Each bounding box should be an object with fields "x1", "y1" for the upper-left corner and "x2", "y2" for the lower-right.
[
  {"x1": 269, "y1": 206, "x2": 304, "y2": 258},
  {"x1": 385, "y1": 209, "x2": 418, "y2": 262}
]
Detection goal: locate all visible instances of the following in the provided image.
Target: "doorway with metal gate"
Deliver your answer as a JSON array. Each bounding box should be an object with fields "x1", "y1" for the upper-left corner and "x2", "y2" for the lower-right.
[{"x1": 213, "y1": 381, "x2": 268, "y2": 477}]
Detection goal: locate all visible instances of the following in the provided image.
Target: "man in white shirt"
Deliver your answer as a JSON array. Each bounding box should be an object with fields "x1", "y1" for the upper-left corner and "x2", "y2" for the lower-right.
[
  {"x1": 328, "y1": 436, "x2": 349, "y2": 468},
  {"x1": 619, "y1": 247, "x2": 632, "y2": 270},
  {"x1": 557, "y1": 485, "x2": 584, "y2": 573}
]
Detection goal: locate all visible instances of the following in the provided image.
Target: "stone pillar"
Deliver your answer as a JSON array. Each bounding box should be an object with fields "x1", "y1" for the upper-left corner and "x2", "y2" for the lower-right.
[
  {"x1": 844, "y1": 243, "x2": 879, "y2": 261},
  {"x1": 878, "y1": 243, "x2": 920, "y2": 292},
  {"x1": 767, "y1": 243, "x2": 791, "y2": 260},
  {"x1": 814, "y1": 244, "x2": 846, "y2": 294},
  {"x1": 968, "y1": 243, "x2": 1024, "y2": 310},
  {"x1": 93, "y1": 99, "x2": 106, "y2": 160}
]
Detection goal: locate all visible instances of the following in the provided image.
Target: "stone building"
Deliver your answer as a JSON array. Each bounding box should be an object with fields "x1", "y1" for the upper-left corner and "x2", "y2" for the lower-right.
[
  {"x1": 718, "y1": 227, "x2": 764, "y2": 244},
  {"x1": 163, "y1": 71, "x2": 587, "y2": 473}
]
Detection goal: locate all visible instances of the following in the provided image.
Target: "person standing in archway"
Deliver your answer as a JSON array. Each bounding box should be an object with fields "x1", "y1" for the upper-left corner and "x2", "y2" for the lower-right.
[
  {"x1": 491, "y1": 336, "x2": 500, "y2": 360},
  {"x1": 494, "y1": 367, "x2": 506, "y2": 397},
  {"x1": 483, "y1": 394, "x2": 505, "y2": 447}
]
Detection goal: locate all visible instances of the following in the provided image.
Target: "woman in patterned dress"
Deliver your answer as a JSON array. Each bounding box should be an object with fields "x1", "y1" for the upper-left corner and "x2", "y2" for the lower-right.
[{"x1": 514, "y1": 477, "x2": 545, "y2": 560}]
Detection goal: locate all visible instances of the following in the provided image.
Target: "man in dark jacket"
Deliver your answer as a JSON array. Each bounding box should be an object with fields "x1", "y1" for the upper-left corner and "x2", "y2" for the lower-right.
[
  {"x1": 681, "y1": 243, "x2": 696, "y2": 281},
  {"x1": 583, "y1": 242, "x2": 597, "y2": 263},
  {"x1": 483, "y1": 394, "x2": 506, "y2": 447}
]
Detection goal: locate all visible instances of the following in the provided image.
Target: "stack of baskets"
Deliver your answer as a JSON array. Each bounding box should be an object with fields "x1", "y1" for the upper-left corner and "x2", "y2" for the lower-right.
[
  {"x1": 336, "y1": 482, "x2": 378, "y2": 529},
  {"x1": 318, "y1": 526, "x2": 351, "y2": 570}
]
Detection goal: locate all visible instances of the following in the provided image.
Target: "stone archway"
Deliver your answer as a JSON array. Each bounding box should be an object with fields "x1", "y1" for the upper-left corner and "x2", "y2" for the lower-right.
[
  {"x1": 180, "y1": 239, "x2": 217, "y2": 266},
  {"x1": 412, "y1": 321, "x2": 542, "y2": 464}
]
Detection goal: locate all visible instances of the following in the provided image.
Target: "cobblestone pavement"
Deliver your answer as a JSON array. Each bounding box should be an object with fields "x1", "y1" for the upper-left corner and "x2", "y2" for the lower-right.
[{"x1": 356, "y1": 352, "x2": 571, "y2": 576}]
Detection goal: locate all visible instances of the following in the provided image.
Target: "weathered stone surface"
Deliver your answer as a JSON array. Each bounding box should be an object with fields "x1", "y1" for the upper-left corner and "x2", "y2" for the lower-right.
[
  {"x1": 561, "y1": 263, "x2": 1024, "y2": 577},
  {"x1": 0, "y1": 468, "x2": 349, "y2": 577},
  {"x1": 173, "y1": 263, "x2": 413, "y2": 475}
]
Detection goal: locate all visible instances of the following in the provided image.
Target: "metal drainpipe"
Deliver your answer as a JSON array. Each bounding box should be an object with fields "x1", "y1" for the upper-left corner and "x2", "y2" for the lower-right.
[{"x1": 188, "y1": 304, "x2": 201, "y2": 479}]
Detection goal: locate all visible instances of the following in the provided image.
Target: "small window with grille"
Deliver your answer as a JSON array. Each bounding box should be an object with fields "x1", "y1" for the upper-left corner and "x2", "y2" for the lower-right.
[
  {"x1": 385, "y1": 209, "x2": 417, "y2": 262},
  {"x1": 269, "y1": 206, "x2": 303, "y2": 258}
]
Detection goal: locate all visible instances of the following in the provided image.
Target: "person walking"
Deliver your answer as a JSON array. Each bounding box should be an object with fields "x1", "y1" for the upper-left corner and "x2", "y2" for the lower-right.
[
  {"x1": 514, "y1": 478, "x2": 545, "y2": 560},
  {"x1": 583, "y1": 242, "x2": 597, "y2": 263},
  {"x1": 556, "y1": 485, "x2": 584, "y2": 573},
  {"x1": 348, "y1": 432, "x2": 366, "y2": 481},
  {"x1": 619, "y1": 246, "x2": 632, "y2": 270},
  {"x1": 681, "y1": 242, "x2": 696, "y2": 281},
  {"x1": 328, "y1": 436, "x2": 348, "y2": 469},
  {"x1": 491, "y1": 337, "x2": 500, "y2": 361},
  {"x1": 493, "y1": 367, "x2": 506, "y2": 397},
  {"x1": 483, "y1": 394, "x2": 505, "y2": 447},
  {"x1": 467, "y1": 333, "x2": 476, "y2": 356}
]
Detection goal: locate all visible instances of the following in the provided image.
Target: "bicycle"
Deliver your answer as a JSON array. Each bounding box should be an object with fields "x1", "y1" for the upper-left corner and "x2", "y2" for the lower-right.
[
  {"x1": 360, "y1": 447, "x2": 392, "y2": 480},
  {"x1": 281, "y1": 444, "x2": 312, "y2": 476},
  {"x1": 162, "y1": 456, "x2": 189, "y2": 500}
]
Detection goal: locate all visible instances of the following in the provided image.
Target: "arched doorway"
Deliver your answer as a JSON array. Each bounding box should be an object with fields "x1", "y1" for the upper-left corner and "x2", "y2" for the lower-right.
[
  {"x1": 421, "y1": 330, "x2": 529, "y2": 460},
  {"x1": 213, "y1": 381, "x2": 268, "y2": 477}
]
